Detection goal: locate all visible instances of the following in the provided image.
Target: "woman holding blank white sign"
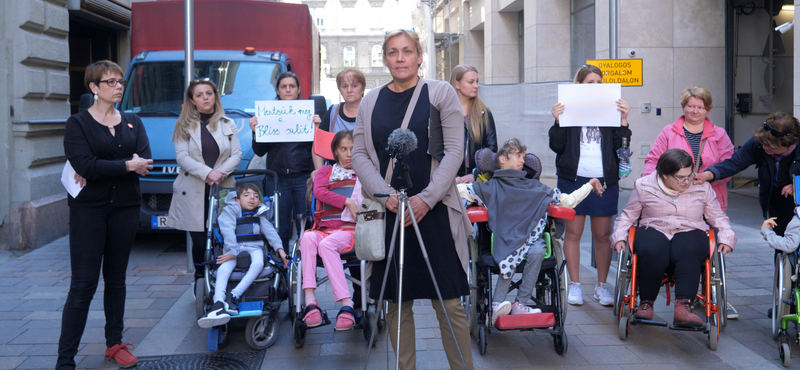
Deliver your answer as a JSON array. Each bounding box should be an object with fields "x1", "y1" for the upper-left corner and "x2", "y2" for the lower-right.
[
  {"x1": 548, "y1": 64, "x2": 631, "y2": 307},
  {"x1": 249, "y1": 71, "x2": 321, "y2": 250}
]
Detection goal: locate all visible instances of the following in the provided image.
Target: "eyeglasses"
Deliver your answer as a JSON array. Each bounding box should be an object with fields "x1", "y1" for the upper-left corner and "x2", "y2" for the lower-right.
[
  {"x1": 763, "y1": 122, "x2": 788, "y2": 138},
  {"x1": 671, "y1": 173, "x2": 696, "y2": 184},
  {"x1": 99, "y1": 79, "x2": 126, "y2": 87}
]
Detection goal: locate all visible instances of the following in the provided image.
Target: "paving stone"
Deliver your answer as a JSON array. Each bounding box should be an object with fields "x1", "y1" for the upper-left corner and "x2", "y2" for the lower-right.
[
  {"x1": 0, "y1": 345, "x2": 32, "y2": 356},
  {"x1": 575, "y1": 346, "x2": 642, "y2": 365},
  {"x1": 15, "y1": 355, "x2": 58, "y2": 369},
  {"x1": 0, "y1": 357, "x2": 26, "y2": 370}
]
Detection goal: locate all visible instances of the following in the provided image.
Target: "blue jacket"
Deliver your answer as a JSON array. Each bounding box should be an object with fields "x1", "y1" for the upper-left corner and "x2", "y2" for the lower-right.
[{"x1": 707, "y1": 136, "x2": 800, "y2": 218}]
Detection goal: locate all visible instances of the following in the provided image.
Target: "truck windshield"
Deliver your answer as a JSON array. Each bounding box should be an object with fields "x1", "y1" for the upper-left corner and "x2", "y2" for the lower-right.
[{"x1": 120, "y1": 61, "x2": 281, "y2": 116}]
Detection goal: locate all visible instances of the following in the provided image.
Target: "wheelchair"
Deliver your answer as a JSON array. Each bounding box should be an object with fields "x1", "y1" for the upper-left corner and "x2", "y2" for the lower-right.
[
  {"x1": 286, "y1": 174, "x2": 385, "y2": 348},
  {"x1": 465, "y1": 204, "x2": 573, "y2": 355},
  {"x1": 462, "y1": 149, "x2": 571, "y2": 355},
  {"x1": 773, "y1": 251, "x2": 799, "y2": 367},
  {"x1": 195, "y1": 169, "x2": 289, "y2": 351},
  {"x1": 614, "y1": 225, "x2": 727, "y2": 350}
]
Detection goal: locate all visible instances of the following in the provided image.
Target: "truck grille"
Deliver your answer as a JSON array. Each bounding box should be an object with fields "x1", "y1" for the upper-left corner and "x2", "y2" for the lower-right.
[{"x1": 143, "y1": 194, "x2": 172, "y2": 212}]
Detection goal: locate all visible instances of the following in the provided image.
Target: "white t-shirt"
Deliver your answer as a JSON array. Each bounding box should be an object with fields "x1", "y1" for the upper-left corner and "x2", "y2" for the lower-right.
[{"x1": 576, "y1": 126, "x2": 604, "y2": 178}]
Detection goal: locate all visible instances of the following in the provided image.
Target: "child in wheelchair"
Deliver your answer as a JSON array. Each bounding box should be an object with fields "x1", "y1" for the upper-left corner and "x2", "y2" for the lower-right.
[
  {"x1": 197, "y1": 183, "x2": 285, "y2": 329},
  {"x1": 762, "y1": 213, "x2": 800, "y2": 253},
  {"x1": 465, "y1": 138, "x2": 603, "y2": 326}
]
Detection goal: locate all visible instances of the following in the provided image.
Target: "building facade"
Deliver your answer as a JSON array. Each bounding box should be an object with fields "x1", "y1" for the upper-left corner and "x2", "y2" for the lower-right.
[
  {"x1": 431, "y1": 0, "x2": 798, "y2": 187},
  {"x1": 0, "y1": 0, "x2": 132, "y2": 250}
]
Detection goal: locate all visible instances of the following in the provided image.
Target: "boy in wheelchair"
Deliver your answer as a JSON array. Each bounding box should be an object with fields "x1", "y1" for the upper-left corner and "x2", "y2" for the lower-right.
[
  {"x1": 197, "y1": 183, "x2": 286, "y2": 329},
  {"x1": 762, "y1": 213, "x2": 800, "y2": 253},
  {"x1": 465, "y1": 138, "x2": 603, "y2": 326}
]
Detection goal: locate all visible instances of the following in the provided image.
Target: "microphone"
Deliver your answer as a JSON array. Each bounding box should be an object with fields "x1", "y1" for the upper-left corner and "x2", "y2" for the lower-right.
[{"x1": 386, "y1": 128, "x2": 418, "y2": 158}]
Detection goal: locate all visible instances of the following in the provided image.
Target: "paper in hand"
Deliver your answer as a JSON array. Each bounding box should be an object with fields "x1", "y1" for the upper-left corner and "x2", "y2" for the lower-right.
[{"x1": 61, "y1": 161, "x2": 84, "y2": 198}]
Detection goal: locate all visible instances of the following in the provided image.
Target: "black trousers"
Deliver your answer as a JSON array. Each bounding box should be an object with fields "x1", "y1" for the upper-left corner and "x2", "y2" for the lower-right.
[
  {"x1": 56, "y1": 204, "x2": 139, "y2": 369},
  {"x1": 634, "y1": 227, "x2": 708, "y2": 302},
  {"x1": 190, "y1": 185, "x2": 212, "y2": 279}
]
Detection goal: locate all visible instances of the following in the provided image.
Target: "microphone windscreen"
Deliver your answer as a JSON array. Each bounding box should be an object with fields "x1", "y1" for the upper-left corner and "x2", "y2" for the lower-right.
[{"x1": 387, "y1": 128, "x2": 418, "y2": 156}]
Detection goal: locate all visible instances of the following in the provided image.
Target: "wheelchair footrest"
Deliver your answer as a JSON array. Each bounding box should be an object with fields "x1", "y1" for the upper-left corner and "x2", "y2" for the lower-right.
[
  {"x1": 630, "y1": 318, "x2": 668, "y2": 327},
  {"x1": 668, "y1": 324, "x2": 709, "y2": 333},
  {"x1": 494, "y1": 312, "x2": 555, "y2": 330},
  {"x1": 230, "y1": 301, "x2": 264, "y2": 318}
]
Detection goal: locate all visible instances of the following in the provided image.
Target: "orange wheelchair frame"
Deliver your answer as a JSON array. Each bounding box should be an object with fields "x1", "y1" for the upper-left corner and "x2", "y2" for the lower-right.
[{"x1": 614, "y1": 225, "x2": 727, "y2": 350}]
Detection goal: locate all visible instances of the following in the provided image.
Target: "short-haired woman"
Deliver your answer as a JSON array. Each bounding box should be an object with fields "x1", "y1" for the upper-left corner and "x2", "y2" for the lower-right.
[
  {"x1": 695, "y1": 112, "x2": 800, "y2": 236},
  {"x1": 449, "y1": 65, "x2": 497, "y2": 183},
  {"x1": 612, "y1": 149, "x2": 735, "y2": 327},
  {"x1": 58, "y1": 60, "x2": 153, "y2": 369},
  {"x1": 166, "y1": 80, "x2": 242, "y2": 282}
]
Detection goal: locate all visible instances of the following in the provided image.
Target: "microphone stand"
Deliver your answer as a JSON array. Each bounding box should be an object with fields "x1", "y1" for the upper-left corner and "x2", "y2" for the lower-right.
[{"x1": 363, "y1": 154, "x2": 467, "y2": 370}]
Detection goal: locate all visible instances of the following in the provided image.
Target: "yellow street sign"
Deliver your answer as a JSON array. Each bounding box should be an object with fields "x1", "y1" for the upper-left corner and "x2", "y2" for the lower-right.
[{"x1": 585, "y1": 59, "x2": 643, "y2": 87}]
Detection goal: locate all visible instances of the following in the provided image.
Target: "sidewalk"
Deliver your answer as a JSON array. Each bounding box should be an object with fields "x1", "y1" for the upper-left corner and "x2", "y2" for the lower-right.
[{"x1": 0, "y1": 190, "x2": 792, "y2": 369}]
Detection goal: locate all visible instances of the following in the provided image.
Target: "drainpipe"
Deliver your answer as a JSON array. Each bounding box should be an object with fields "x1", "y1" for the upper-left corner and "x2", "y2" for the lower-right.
[{"x1": 609, "y1": 0, "x2": 617, "y2": 59}]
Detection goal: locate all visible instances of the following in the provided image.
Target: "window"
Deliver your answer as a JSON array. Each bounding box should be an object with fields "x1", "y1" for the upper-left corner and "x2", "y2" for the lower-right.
[
  {"x1": 343, "y1": 45, "x2": 356, "y2": 67},
  {"x1": 311, "y1": 7, "x2": 325, "y2": 28},
  {"x1": 571, "y1": 0, "x2": 595, "y2": 73},
  {"x1": 371, "y1": 45, "x2": 383, "y2": 67}
]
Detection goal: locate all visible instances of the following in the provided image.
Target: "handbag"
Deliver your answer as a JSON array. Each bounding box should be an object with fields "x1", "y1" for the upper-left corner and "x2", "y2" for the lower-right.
[{"x1": 354, "y1": 80, "x2": 425, "y2": 261}]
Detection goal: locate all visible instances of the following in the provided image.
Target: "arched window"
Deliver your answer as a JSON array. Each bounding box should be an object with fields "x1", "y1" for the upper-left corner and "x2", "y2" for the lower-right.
[
  {"x1": 371, "y1": 44, "x2": 383, "y2": 67},
  {"x1": 343, "y1": 45, "x2": 356, "y2": 67}
]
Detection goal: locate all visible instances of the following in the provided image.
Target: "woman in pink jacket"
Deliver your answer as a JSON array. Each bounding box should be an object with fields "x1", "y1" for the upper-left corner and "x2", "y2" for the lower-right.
[
  {"x1": 643, "y1": 86, "x2": 734, "y2": 210},
  {"x1": 612, "y1": 149, "x2": 735, "y2": 328}
]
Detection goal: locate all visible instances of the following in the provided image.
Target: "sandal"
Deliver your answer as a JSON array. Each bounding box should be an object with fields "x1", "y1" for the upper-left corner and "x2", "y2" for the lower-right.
[
  {"x1": 302, "y1": 304, "x2": 323, "y2": 327},
  {"x1": 335, "y1": 305, "x2": 361, "y2": 331}
]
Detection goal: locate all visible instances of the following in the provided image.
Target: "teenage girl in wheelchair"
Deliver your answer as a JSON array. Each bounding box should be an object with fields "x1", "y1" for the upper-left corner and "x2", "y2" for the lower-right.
[
  {"x1": 288, "y1": 130, "x2": 380, "y2": 347},
  {"x1": 460, "y1": 143, "x2": 602, "y2": 355},
  {"x1": 611, "y1": 149, "x2": 735, "y2": 350}
]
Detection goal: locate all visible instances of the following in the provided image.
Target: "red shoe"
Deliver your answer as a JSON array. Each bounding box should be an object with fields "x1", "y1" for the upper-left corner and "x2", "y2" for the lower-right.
[{"x1": 105, "y1": 343, "x2": 138, "y2": 368}]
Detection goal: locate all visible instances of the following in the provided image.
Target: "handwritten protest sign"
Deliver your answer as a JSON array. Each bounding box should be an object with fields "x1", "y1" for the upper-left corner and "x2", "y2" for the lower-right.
[
  {"x1": 557, "y1": 83, "x2": 621, "y2": 127},
  {"x1": 254, "y1": 100, "x2": 315, "y2": 142}
]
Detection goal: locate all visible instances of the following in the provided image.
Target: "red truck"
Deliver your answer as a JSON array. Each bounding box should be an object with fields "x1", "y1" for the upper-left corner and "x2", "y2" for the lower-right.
[{"x1": 120, "y1": 0, "x2": 321, "y2": 231}]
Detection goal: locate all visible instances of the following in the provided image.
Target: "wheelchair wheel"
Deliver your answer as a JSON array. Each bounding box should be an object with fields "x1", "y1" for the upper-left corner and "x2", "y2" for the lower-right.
[
  {"x1": 289, "y1": 251, "x2": 302, "y2": 321},
  {"x1": 245, "y1": 315, "x2": 279, "y2": 350},
  {"x1": 618, "y1": 315, "x2": 629, "y2": 340},
  {"x1": 780, "y1": 342, "x2": 791, "y2": 367},
  {"x1": 614, "y1": 248, "x2": 632, "y2": 318},
  {"x1": 710, "y1": 252, "x2": 727, "y2": 329},
  {"x1": 552, "y1": 330, "x2": 568, "y2": 355},
  {"x1": 362, "y1": 311, "x2": 376, "y2": 346},
  {"x1": 218, "y1": 323, "x2": 230, "y2": 349},
  {"x1": 551, "y1": 233, "x2": 569, "y2": 323},
  {"x1": 195, "y1": 278, "x2": 206, "y2": 320},
  {"x1": 708, "y1": 318, "x2": 719, "y2": 351},
  {"x1": 477, "y1": 326, "x2": 487, "y2": 355},
  {"x1": 773, "y1": 253, "x2": 792, "y2": 340},
  {"x1": 465, "y1": 235, "x2": 479, "y2": 335}
]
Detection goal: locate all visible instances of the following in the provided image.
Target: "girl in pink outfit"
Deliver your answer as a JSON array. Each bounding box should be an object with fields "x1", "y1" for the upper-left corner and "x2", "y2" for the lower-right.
[
  {"x1": 643, "y1": 86, "x2": 733, "y2": 210},
  {"x1": 300, "y1": 130, "x2": 361, "y2": 330}
]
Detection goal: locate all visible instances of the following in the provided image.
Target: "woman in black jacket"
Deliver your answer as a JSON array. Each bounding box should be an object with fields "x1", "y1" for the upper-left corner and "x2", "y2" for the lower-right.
[
  {"x1": 449, "y1": 65, "x2": 497, "y2": 183},
  {"x1": 57, "y1": 60, "x2": 153, "y2": 370},
  {"x1": 248, "y1": 71, "x2": 320, "y2": 249},
  {"x1": 548, "y1": 65, "x2": 631, "y2": 307}
]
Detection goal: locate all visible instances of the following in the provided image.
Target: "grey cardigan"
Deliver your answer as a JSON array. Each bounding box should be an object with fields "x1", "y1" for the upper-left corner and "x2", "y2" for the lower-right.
[{"x1": 351, "y1": 77, "x2": 474, "y2": 274}]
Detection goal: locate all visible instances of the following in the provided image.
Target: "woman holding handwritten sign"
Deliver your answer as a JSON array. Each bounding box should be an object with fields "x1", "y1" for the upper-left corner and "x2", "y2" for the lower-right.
[
  {"x1": 549, "y1": 64, "x2": 631, "y2": 307},
  {"x1": 249, "y1": 71, "x2": 321, "y2": 250}
]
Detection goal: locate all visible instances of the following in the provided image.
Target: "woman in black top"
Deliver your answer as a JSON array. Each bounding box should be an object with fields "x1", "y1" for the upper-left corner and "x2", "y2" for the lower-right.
[
  {"x1": 248, "y1": 72, "x2": 320, "y2": 249},
  {"x1": 449, "y1": 64, "x2": 497, "y2": 183},
  {"x1": 57, "y1": 60, "x2": 152, "y2": 370}
]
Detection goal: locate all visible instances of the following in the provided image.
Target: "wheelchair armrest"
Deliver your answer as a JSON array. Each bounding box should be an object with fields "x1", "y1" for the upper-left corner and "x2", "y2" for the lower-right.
[
  {"x1": 466, "y1": 206, "x2": 489, "y2": 223},
  {"x1": 547, "y1": 204, "x2": 575, "y2": 221}
]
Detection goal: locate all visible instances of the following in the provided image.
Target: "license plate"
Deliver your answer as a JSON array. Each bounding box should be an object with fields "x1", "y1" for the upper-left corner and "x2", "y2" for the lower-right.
[{"x1": 151, "y1": 216, "x2": 169, "y2": 228}]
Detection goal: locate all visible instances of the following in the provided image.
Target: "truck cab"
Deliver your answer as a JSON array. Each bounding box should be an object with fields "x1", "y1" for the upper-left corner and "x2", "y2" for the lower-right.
[{"x1": 119, "y1": 49, "x2": 290, "y2": 231}]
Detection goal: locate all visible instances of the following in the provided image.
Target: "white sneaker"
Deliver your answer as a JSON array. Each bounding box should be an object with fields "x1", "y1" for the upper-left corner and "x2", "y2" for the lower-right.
[
  {"x1": 568, "y1": 282, "x2": 583, "y2": 305},
  {"x1": 491, "y1": 301, "x2": 512, "y2": 326},
  {"x1": 594, "y1": 283, "x2": 613, "y2": 306},
  {"x1": 726, "y1": 302, "x2": 739, "y2": 320}
]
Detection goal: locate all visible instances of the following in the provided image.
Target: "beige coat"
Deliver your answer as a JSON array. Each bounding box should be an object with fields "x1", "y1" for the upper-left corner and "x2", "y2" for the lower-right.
[
  {"x1": 166, "y1": 117, "x2": 242, "y2": 232},
  {"x1": 351, "y1": 78, "x2": 474, "y2": 274}
]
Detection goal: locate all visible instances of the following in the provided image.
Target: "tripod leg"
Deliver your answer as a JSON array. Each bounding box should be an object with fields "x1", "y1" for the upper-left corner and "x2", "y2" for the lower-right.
[
  {"x1": 362, "y1": 205, "x2": 401, "y2": 370},
  {"x1": 407, "y1": 203, "x2": 469, "y2": 370}
]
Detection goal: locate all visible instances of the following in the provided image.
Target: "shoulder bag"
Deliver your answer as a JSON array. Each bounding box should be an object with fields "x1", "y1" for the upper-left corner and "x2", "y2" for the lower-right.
[{"x1": 355, "y1": 80, "x2": 425, "y2": 261}]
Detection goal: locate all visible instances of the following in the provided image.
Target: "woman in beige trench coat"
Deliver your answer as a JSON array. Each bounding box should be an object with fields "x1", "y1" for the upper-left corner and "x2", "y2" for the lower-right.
[{"x1": 166, "y1": 80, "x2": 242, "y2": 281}]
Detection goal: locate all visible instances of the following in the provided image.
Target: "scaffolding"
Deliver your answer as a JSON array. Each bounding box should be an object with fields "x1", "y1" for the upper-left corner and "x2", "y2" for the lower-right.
[{"x1": 429, "y1": 0, "x2": 464, "y2": 81}]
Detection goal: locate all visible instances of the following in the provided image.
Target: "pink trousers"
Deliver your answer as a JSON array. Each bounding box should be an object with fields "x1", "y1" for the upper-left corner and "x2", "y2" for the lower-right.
[{"x1": 300, "y1": 229, "x2": 353, "y2": 302}]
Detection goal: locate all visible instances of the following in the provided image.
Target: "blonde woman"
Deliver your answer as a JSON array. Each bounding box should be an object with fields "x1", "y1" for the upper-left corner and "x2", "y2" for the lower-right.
[
  {"x1": 167, "y1": 80, "x2": 242, "y2": 281},
  {"x1": 449, "y1": 65, "x2": 497, "y2": 184},
  {"x1": 352, "y1": 29, "x2": 474, "y2": 370}
]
